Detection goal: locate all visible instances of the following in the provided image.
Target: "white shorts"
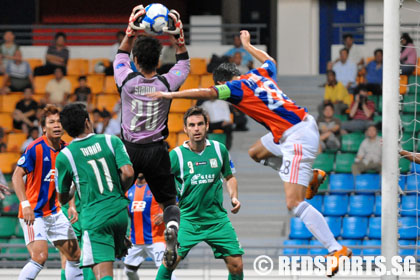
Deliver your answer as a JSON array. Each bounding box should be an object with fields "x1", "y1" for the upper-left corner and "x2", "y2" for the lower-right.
[
  {"x1": 124, "y1": 242, "x2": 165, "y2": 267},
  {"x1": 19, "y1": 211, "x2": 77, "y2": 245},
  {"x1": 261, "y1": 115, "x2": 319, "y2": 187}
]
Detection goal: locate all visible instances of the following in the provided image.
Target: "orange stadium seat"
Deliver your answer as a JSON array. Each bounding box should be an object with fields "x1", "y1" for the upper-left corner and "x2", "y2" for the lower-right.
[
  {"x1": 87, "y1": 75, "x2": 105, "y2": 94},
  {"x1": 400, "y1": 75, "x2": 408, "y2": 95},
  {"x1": 167, "y1": 113, "x2": 184, "y2": 133},
  {"x1": 0, "y1": 153, "x2": 20, "y2": 174},
  {"x1": 104, "y1": 76, "x2": 118, "y2": 94},
  {"x1": 62, "y1": 133, "x2": 73, "y2": 143},
  {"x1": 1, "y1": 93, "x2": 23, "y2": 113},
  {"x1": 365, "y1": 56, "x2": 374, "y2": 65},
  {"x1": 0, "y1": 76, "x2": 3, "y2": 87},
  {"x1": 179, "y1": 75, "x2": 200, "y2": 91},
  {"x1": 177, "y1": 133, "x2": 189, "y2": 146},
  {"x1": 32, "y1": 94, "x2": 45, "y2": 104},
  {"x1": 95, "y1": 94, "x2": 120, "y2": 112},
  {"x1": 6, "y1": 133, "x2": 27, "y2": 153},
  {"x1": 89, "y1": 58, "x2": 111, "y2": 74},
  {"x1": 200, "y1": 74, "x2": 214, "y2": 88},
  {"x1": 170, "y1": 99, "x2": 193, "y2": 113},
  {"x1": 0, "y1": 113, "x2": 13, "y2": 132},
  {"x1": 414, "y1": 58, "x2": 420, "y2": 76},
  {"x1": 190, "y1": 58, "x2": 208, "y2": 75},
  {"x1": 67, "y1": 59, "x2": 89, "y2": 76},
  {"x1": 26, "y1": 58, "x2": 43, "y2": 71},
  {"x1": 34, "y1": 75, "x2": 54, "y2": 95},
  {"x1": 67, "y1": 75, "x2": 79, "y2": 93},
  {"x1": 166, "y1": 132, "x2": 177, "y2": 150}
]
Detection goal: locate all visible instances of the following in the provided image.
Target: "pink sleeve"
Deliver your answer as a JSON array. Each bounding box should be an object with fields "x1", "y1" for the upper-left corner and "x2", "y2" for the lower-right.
[{"x1": 113, "y1": 53, "x2": 133, "y2": 87}]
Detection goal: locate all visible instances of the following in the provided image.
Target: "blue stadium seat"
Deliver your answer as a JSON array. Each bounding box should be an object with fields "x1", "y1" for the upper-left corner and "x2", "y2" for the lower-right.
[
  {"x1": 401, "y1": 195, "x2": 420, "y2": 217},
  {"x1": 340, "y1": 239, "x2": 362, "y2": 256},
  {"x1": 406, "y1": 174, "x2": 420, "y2": 192},
  {"x1": 399, "y1": 175, "x2": 407, "y2": 190},
  {"x1": 398, "y1": 217, "x2": 418, "y2": 239},
  {"x1": 354, "y1": 174, "x2": 381, "y2": 193},
  {"x1": 283, "y1": 239, "x2": 309, "y2": 255},
  {"x1": 362, "y1": 239, "x2": 381, "y2": 256},
  {"x1": 348, "y1": 195, "x2": 375, "y2": 216},
  {"x1": 399, "y1": 240, "x2": 415, "y2": 256},
  {"x1": 309, "y1": 240, "x2": 328, "y2": 255},
  {"x1": 329, "y1": 174, "x2": 354, "y2": 193},
  {"x1": 368, "y1": 217, "x2": 381, "y2": 239},
  {"x1": 306, "y1": 195, "x2": 323, "y2": 213},
  {"x1": 341, "y1": 217, "x2": 368, "y2": 239},
  {"x1": 323, "y1": 195, "x2": 348, "y2": 216},
  {"x1": 289, "y1": 217, "x2": 312, "y2": 239},
  {"x1": 410, "y1": 162, "x2": 420, "y2": 173},
  {"x1": 324, "y1": 216, "x2": 341, "y2": 238},
  {"x1": 374, "y1": 195, "x2": 381, "y2": 216}
]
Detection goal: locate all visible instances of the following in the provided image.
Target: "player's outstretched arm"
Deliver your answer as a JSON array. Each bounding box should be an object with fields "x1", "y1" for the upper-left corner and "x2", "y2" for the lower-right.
[
  {"x1": 120, "y1": 164, "x2": 135, "y2": 192},
  {"x1": 400, "y1": 150, "x2": 420, "y2": 164},
  {"x1": 225, "y1": 175, "x2": 241, "y2": 214},
  {"x1": 240, "y1": 30, "x2": 276, "y2": 65},
  {"x1": 148, "y1": 87, "x2": 218, "y2": 100},
  {"x1": 12, "y1": 167, "x2": 35, "y2": 225}
]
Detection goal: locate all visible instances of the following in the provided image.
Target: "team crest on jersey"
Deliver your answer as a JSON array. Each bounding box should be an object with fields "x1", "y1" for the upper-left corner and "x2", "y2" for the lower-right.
[
  {"x1": 18, "y1": 156, "x2": 25, "y2": 165},
  {"x1": 210, "y1": 158, "x2": 218, "y2": 168}
]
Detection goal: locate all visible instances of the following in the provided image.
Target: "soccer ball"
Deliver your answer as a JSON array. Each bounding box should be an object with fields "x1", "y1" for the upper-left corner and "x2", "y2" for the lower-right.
[{"x1": 142, "y1": 3, "x2": 169, "y2": 35}]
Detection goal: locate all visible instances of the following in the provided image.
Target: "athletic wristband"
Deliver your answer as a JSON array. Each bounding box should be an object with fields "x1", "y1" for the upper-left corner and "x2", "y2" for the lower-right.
[{"x1": 21, "y1": 200, "x2": 30, "y2": 208}]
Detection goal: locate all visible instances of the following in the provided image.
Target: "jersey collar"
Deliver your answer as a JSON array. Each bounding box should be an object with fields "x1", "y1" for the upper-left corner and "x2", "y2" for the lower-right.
[
  {"x1": 183, "y1": 139, "x2": 211, "y2": 155},
  {"x1": 73, "y1": 133, "x2": 95, "y2": 142}
]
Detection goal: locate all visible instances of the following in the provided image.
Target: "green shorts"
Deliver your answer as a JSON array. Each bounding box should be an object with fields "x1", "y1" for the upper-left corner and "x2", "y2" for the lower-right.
[
  {"x1": 80, "y1": 209, "x2": 129, "y2": 267},
  {"x1": 178, "y1": 219, "x2": 244, "y2": 259},
  {"x1": 62, "y1": 206, "x2": 82, "y2": 241}
]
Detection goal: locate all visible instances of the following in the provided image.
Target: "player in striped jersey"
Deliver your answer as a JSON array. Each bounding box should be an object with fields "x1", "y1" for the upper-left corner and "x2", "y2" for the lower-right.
[
  {"x1": 149, "y1": 31, "x2": 351, "y2": 276},
  {"x1": 124, "y1": 174, "x2": 176, "y2": 280},
  {"x1": 12, "y1": 105, "x2": 82, "y2": 280}
]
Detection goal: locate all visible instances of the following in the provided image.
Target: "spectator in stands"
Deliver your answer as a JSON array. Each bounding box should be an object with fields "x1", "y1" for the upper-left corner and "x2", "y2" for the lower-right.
[
  {"x1": 330, "y1": 48, "x2": 357, "y2": 90},
  {"x1": 45, "y1": 67, "x2": 71, "y2": 106},
  {"x1": 352, "y1": 124, "x2": 382, "y2": 175},
  {"x1": 92, "y1": 108, "x2": 103, "y2": 134},
  {"x1": 317, "y1": 103, "x2": 341, "y2": 152},
  {"x1": 400, "y1": 33, "x2": 417, "y2": 76},
  {"x1": 201, "y1": 99, "x2": 233, "y2": 150},
  {"x1": 13, "y1": 87, "x2": 38, "y2": 134},
  {"x1": 0, "y1": 30, "x2": 19, "y2": 69},
  {"x1": 225, "y1": 35, "x2": 253, "y2": 69},
  {"x1": 72, "y1": 75, "x2": 92, "y2": 106},
  {"x1": 105, "y1": 31, "x2": 125, "y2": 75},
  {"x1": 95, "y1": 109, "x2": 120, "y2": 136},
  {"x1": 318, "y1": 70, "x2": 352, "y2": 115},
  {"x1": 232, "y1": 52, "x2": 250, "y2": 74},
  {"x1": 341, "y1": 86, "x2": 375, "y2": 134},
  {"x1": 34, "y1": 32, "x2": 69, "y2": 76},
  {"x1": 1, "y1": 49, "x2": 33, "y2": 94},
  {"x1": 363, "y1": 48, "x2": 383, "y2": 95},
  {"x1": 157, "y1": 38, "x2": 177, "y2": 75},
  {"x1": 20, "y1": 126, "x2": 40, "y2": 153},
  {"x1": 0, "y1": 127, "x2": 6, "y2": 152}
]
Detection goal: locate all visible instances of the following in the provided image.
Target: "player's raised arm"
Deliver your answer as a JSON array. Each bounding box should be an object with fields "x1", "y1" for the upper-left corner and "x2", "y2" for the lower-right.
[
  {"x1": 240, "y1": 30, "x2": 276, "y2": 65},
  {"x1": 148, "y1": 87, "x2": 218, "y2": 100},
  {"x1": 119, "y1": 5, "x2": 146, "y2": 53}
]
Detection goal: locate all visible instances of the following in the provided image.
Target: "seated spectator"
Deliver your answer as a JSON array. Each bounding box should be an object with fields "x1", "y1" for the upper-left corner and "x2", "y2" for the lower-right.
[
  {"x1": 95, "y1": 109, "x2": 120, "y2": 136},
  {"x1": 224, "y1": 35, "x2": 253, "y2": 69},
  {"x1": 317, "y1": 103, "x2": 341, "y2": 152},
  {"x1": 232, "y1": 52, "x2": 249, "y2": 74},
  {"x1": 105, "y1": 31, "x2": 125, "y2": 76},
  {"x1": 318, "y1": 70, "x2": 352, "y2": 115},
  {"x1": 1, "y1": 49, "x2": 33, "y2": 94},
  {"x1": 157, "y1": 38, "x2": 177, "y2": 75},
  {"x1": 12, "y1": 87, "x2": 38, "y2": 134},
  {"x1": 341, "y1": 86, "x2": 375, "y2": 134},
  {"x1": 330, "y1": 48, "x2": 357, "y2": 90},
  {"x1": 331, "y1": 34, "x2": 364, "y2": 68},
  {"x1": 201, "y1": 99, "x2": 233, "y2": 150},
  {"x1": 45, "y1": 67, "x2": 71, "y2": 106},
  {"x1": 0, "y1": 30, "x2": 19, "y2": 69},
  {"x1": 92, "y1": 109, "x2": 103, "y2": 134},
  {"x1": 364, "y1": 48, "x2": 383, "y2": 95},
  {"x1": 0, "y1": 127, "x2": 6, "y2": 152},
  {"x1": 400, "y1": 33, "x2": 417, "y2": 76},
  {"x1": 72, "y1": 75, "x2": 92, "y2": 106},
  {"x1": 352, "y1": 124, "x2": 381, "y2": 175},
  {"x1": 34, "y1": 32, "x2": 69, "y2": 76},
  {"x1": 20, "y1": 126, "x2": 40, "y2": 153}
]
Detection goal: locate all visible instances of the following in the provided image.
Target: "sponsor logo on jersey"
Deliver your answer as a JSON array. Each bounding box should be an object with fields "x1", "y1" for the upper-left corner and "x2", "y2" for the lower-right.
[
  {"x1": 44, "y1": 169, "x2": 55, "y2": 182},
  {"x1": 191, "y1": 173, "x2": 215, "y2": 185},
  {"x1": 131, "y1": 200, "x2": 147, "y2": 212},
  {"x1": 210, "y1": 158, "x2": 218, "y2": 168},
  {"x1": 195, "y1": 161, "x2": 207, "y2": 166}
]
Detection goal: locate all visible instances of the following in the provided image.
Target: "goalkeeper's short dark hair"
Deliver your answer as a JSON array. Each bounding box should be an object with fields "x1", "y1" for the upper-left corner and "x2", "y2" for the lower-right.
[
  {"x1": 213, "y1": 63, "x2": 241, "y2": 84},
  {"x1": 132, "y1": 35, "x2": 162, "y2": 73},
  {"x1": 60, "y1": 103, "x2": 90, "y2": 138}
]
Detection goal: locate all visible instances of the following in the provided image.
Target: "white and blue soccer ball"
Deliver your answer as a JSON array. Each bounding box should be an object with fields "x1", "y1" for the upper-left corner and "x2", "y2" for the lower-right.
[{"x1": 142, "y1": 3, "x2": 169, "y2": 35}]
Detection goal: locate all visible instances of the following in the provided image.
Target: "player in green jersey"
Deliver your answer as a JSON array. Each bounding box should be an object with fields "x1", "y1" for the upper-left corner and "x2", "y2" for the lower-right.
[
  {"x1": 156, "y1": 106, "x2": 244, "y2": 280},
  {"x1": 55, "y1": 103, "x2": 134, "y2": 280}
]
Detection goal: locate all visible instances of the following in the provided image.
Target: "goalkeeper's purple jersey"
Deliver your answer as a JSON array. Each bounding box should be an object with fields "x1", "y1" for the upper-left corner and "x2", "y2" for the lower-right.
[{"x1": 114, "y1": 52, "x2": 190, "y2": 144}]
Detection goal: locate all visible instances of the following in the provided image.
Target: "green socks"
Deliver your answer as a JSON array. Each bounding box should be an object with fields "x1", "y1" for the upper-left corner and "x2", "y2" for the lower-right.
[
  {"x1": 83, "y1": 267, "x2": 96, "y2": 280},
  {"x1": 61, "y1": 269, "x2": 66, "y2": 280},
  {"x1": 228, "y1": 273, "x2": 244, "y2": 280},
  {"x1": 100, "y1": 276, "x2": 113, "y2": 280},
  {"x1": 156, "y1": 265, "x2": 173, "y2": 280}
]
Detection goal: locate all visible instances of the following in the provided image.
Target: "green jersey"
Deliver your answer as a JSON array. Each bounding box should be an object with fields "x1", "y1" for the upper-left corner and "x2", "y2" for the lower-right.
[
  {"x1": 56, "y1": 133, "x2": 132, "y2": 230},
  {"x1": 170, "y1": 140, "x2": 235, "y2": 225}
]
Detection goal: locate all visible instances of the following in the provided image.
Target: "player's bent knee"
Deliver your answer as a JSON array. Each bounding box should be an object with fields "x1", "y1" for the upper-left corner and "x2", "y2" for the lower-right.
[
  {"x1": 248, "y1": 147, "x2": 260, "y2": 162},
  {"x1": 32, "y1": 252, "x2": 48, "y2": 265}
]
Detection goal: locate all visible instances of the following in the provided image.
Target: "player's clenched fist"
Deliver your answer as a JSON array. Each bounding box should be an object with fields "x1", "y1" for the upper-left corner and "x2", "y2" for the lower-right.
[
  {"x1": 126, "y1": 4, "x2": 146, "y2": 37},
  {"x1": 239, "y1": 30, "x2": 251, "y2": 47}
]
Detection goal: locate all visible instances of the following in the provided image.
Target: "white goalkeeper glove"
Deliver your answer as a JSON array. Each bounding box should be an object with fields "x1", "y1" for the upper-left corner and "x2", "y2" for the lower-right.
[
  {"x1": 163, "y1": 9, "x2": 185, "y2": 47},
  {"x1": 126, "y1": 5, "x2": 146, "y2": 37}
]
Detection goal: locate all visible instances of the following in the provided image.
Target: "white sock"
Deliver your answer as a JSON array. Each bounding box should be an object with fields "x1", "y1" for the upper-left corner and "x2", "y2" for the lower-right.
[
  {"x1": 18, "y1": 259, "x2": 43, "y2": 280},
  {"x1": 293, "y1": 201, "x2": 342, "y2": 253},
  {"x1": 259, "y1": 156, "x2": 283, "y2": 171},
  {"x1": 167, "y1": 221, "x2": 179, "y2": 230},
  {"x1": 65, "y1": 260, "x2": 83, "y2": 280},
  {"x1": 124, "y1": 267, "x2": 139, "y2": 280}
]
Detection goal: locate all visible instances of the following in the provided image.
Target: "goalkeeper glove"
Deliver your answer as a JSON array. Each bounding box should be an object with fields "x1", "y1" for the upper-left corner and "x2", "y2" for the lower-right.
[
  {"x1": 163, "y1": 9, "x2": 185, "y2": 47},
  {"x1": 126, "y1": 5, "x2": 146, "y2": 37}
]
